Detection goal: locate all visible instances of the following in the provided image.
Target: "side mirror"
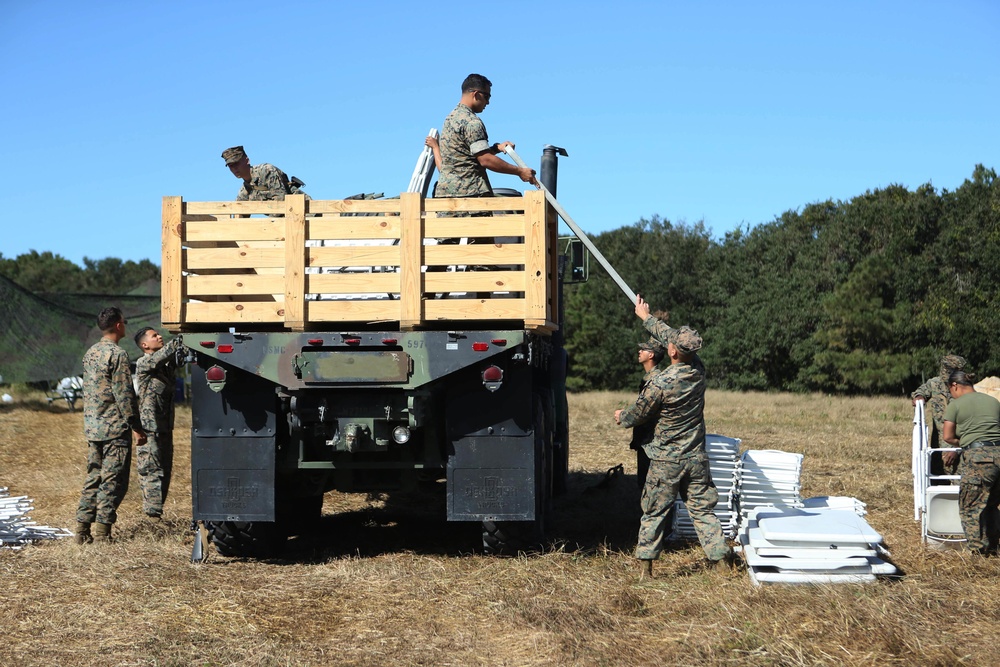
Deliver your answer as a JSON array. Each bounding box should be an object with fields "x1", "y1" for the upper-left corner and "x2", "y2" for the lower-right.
[{"x1": 559, "y1": 236, "x2": 589, "y2": 284}]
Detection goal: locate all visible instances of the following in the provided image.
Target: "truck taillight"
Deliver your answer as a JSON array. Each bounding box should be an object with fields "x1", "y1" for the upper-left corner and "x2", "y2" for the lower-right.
[
  {"x1": 491, "y1": 339, "x2": 507, "y2": 346},
  {"x1": 382, "y1": 338, "x2": 398, "y2": 345},
  {"x1": 345, "y1": 338, "x2": 361, "y2": 345},
  {"x1": 217, "y1": 344, "x2": 234, "y2": 353},
  {"x1": 199, "y1": 341, "x2": 215, "y2": 348},
  {"x1": 205, "y1": 365, "x2": 226, "y2": 393},
  {"x1": 308, "y1": 339, "x2": 323, "y2": 345},
  {"x1": 482, "y1": 365, "x2": 503, "y2": 392},
  {"x1": 472, "y1": 342, "x2": 489, "y2": 352}
]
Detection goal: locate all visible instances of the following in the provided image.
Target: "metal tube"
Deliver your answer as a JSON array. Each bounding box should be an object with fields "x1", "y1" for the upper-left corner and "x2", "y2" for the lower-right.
[{"x1": 504, "y1": 146, "x2": 638, "y2": 304}]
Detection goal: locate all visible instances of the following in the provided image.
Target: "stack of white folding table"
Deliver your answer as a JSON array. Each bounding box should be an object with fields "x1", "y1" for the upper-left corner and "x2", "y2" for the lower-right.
[
  {"x1": 739, "y1": 506, "x2": 898, "y2": 585},
  {"x1": 672, "y1": 434, "x2": 742, "y2": 540}
]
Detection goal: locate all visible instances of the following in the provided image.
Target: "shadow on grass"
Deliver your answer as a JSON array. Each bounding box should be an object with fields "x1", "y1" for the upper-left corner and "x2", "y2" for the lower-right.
[{"x1": 254, "y1": 469, "x2": 646, "y2": 564}]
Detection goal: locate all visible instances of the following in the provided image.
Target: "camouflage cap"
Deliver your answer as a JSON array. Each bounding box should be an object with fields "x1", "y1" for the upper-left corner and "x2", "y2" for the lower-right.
[
  {"x1": 221, "y1": 145, "x2": 247, "y2": 165},
  {"x1": 668, "y1": 326, "x2": 702, "y2": 354},
  {"x1": 939, "y1": 354, "x2": 967, "y2": 379},
  {"x1": 638, "y1": 337, "x2": 665, "y2": 354}
]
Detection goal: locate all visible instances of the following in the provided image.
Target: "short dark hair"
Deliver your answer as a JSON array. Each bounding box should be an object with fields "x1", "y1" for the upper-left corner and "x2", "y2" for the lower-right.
[
  {"x1": 948, "y1": 369, "x2": 976, "y2": 387},
  {"x1": 97, "y1": 307, "x2": 124, "y2": 332},
  {"x1": 462, "y1": 73, "x2": 492, "y2": 93},
  {"x1": 651, "y1": 349, "x2": 665, "y2": 365},
  {"x1": 134, "y1": 326, "x2": 155, "y2": 349}
]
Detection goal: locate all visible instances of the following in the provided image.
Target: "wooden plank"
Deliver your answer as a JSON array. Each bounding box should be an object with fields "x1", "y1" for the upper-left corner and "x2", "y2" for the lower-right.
[
  {"x1": 423, "y1": 244, "x2": 525, "y2": 266},
  {"x1": 546, "y1": 195, "x2": 559, "y2": 330},
  {"x1": 186, "y1": 274, "x2": 285, "y2": 296},
  {"x1": 306, "y1": 199, "x2": 405, "y2": 215},
  {"x1": 185, "y1": 246, "x2": 284, "y2": 270},
  {"x1": 308, "y1": 245, "x2": 401, "y2": 267},
  {"x1": 423, "y1": 215, "x2": 525, "y2": 238},
  {"x1": 307, "y1": 217, "x2": 401, "y2": 241},
  {"x1": 284, "y1": 195, "x2": 306, "y2": 329},
  {"x1": 423, "y1": 271, "x2": 525, "y2": 292},
  {"x1": 185, "y1": 301, "x2": 285, "y2": 323},
  {"x1": 187, "y1": 219, "x2": 287, "y2": 242},
  {"x1": 424, "y1": 298, "x2": 527, "y2": 321},
  {"x1": 524, "y1": 190, "x2": 548, "y2": 323},
  {"x1": 307, "y1": 300, "x2": 403, "y2": 323},
  {"x1": 424, "y1": 197, "x2": 528, "y2": 213},
  {"x1": 161, "y1": 197, "x2": 183, "y2": 326},
  {"x1": 399, "y1": 192, "x2": 423, "y2": 328},
  {"x1": 186, "y1": 200, "x2": 286, "y2": 216},
  {"x1": 307, "y1": 272, "x2": 400, "y2": 293}
]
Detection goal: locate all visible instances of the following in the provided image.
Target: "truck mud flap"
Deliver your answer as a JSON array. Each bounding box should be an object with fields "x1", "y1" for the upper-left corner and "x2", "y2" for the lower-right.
[
  {"x1": 192, "y1": 436, "x2": 276, "y2": 521},
  {"x1": 447, "y1": 435, "x2": 537, "y2": 521}
]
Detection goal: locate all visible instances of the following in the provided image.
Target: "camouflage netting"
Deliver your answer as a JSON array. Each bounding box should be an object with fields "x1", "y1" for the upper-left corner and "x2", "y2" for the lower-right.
[{"x1": 0, "y1": 275, "x2": 162, "y2": 384}]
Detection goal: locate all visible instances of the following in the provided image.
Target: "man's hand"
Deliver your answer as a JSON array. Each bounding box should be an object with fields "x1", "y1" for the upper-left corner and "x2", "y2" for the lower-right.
[
  {"x1": 133, "y1": 429, "x2": 147, "y2": 447},
  {"x1": 635, "y1": 295, "x2": 651, "y2": 320},
  {"x1": 942, "y1": 450, "x2": 959, "y2": 467},
  {"x1": 517, "y1": 166, "x2": 538, "y2": 186},
  {"x1": 497, "y1": 141, "x2": 515, "y2": 153},
  {"x1": 912, "y1": 396, "x2": 925, "y2": 406},
  {"x1": 614, "y1": 409, "x2": 623, "y2": 425}
]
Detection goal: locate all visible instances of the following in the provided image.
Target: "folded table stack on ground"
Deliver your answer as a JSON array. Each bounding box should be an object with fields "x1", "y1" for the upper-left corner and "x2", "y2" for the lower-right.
[
  {"x1": 738, "y1": 449, "x2": 804, "y2": 522},
  {"x1": 739, "y1": 506, "x2": 898, "y2": 585},
  {"x1": 0, "y1": 487, "x2": 72, "y2": 549},
  {"x1": 672, "y1": 434, "x2": 742, "y2": 541}
]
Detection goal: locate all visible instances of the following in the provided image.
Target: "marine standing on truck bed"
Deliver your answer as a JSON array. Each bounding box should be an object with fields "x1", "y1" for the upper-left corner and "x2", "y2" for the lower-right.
[
  {"x1": 436, "y1": 73, "x2": 536, "y2": 200},
  {"x1": 221, "y1": 145, "x2": 307, "y2": 201}
]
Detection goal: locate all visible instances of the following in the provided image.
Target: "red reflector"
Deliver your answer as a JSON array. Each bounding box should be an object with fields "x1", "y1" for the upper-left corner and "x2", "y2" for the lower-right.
[
  {"x1": 482, "y1": 366, "x2": 503, "y2": 382},
  {"x1": 217, "y1": 345, "x2": 234, "y2": 353},
  {"x1": 382, "y1": 338, "x2": 398, "y2": 345},
  {"x1": 472, "y1": 342, "x2": 489, "y2": 352},
  {"x1": 490, "y1": 339, "x2": 507, "y2": 346},
  {"x1": 199, "y1": 341, "x2": 216, "y2": 348},
  {"x1": 344, "y1": 338, "x2": 361, "y2": 345},
  {"x1": 206, "y1": 366, "x2": 226, "y2": 382},
  {"x1": 308, "y1": 339, "x2": 323, "y2": 345}
]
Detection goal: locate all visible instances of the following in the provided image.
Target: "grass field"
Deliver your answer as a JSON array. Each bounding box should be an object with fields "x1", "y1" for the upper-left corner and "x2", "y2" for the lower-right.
[{"x1": 1, "y1": 389, "x2": 997, "y2": 666}]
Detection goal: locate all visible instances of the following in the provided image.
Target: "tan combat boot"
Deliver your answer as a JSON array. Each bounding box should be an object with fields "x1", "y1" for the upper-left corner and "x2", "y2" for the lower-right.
[
  {"x1": 92, "y1": 522, "x2": 112, "y2": 543},
  {"x1": 74, "y1": 521, "x2": 92, "y2": 545},
  {"x1": 639, "y1": 559, "x2": 654, "y2": 580}
]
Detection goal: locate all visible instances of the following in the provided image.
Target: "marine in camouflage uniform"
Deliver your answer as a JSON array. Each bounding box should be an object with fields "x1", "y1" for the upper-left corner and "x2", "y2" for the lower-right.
[
  {"x1": 134, "y1": 329, "x2": 184, "y2": 518},
  {"x1": 221, "y1": 145, "x2": 308, "y2": 202},
  {"x1": 617, "y1": 307, "x2": 732, "y2": 575},
  {"x1": 435, "y1": 74, "x2": 536, "y2": 206},
  {"x1": 75, "y1": 308, "x2": 145, "y2": 543},
  {"x1": 629, "y1": 337, "x2": 666, "y2": 490},
  {"x1": 912, "y1": 354, "x2": 967, "y2": 478},
  {"x1": 941, "y1": 370, "x2": 1000, "y2": 554}
]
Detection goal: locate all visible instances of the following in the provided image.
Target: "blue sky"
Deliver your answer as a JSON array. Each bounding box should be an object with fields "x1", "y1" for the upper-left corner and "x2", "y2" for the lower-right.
[{"x1": 1, "y1": 1, "x2": 997, "y2": 266}]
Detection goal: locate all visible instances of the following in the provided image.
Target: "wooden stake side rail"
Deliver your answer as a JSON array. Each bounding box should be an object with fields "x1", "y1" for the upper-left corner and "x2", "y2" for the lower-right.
[{"x1": 161, "y1": 191, "x2": 558, "y2": 333}]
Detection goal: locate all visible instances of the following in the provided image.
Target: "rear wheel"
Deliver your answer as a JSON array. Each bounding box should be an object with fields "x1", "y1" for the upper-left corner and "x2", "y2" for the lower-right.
[{"x1": 206, "y1": 521, "x2": 285, "y2": 558}]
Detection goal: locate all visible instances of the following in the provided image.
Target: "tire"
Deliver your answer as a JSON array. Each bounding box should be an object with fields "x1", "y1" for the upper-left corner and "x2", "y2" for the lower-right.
[{"x1": 206, "y1": 521, "x2": 285, "y2": 558}]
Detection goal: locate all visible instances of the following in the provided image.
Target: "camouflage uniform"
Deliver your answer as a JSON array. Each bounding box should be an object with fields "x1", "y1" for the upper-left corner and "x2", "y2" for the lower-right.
[
  {"x1": 617, "y1": 327, "x2": 730, "y2": 562},
  {"x1": 629, "y1": 338, "x2": 665, "y2": 489},
  {"x1": 912, "y1": 355, "x2": 967, "y2": 476},
  {"x1": 436, "y1": 103, "x2": 493, "y2": 198},
  {"x1": 943, "y1": 391, "x2": 1000, "y2": 553},
  {"x1": 237, "y1": 163, "x2": 300, "y2": 201},
  {"x1": 135, "y1": 337, "x2": 183, "y2": 517},
  {"x1": 76, "y1": 339, "x2": 141, "y2": 526}
]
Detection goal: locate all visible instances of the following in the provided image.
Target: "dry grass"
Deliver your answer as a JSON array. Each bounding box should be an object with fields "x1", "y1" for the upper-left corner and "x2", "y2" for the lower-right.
[{"x1": 1, "y1": 389, "x2": 998, "y2": 666}]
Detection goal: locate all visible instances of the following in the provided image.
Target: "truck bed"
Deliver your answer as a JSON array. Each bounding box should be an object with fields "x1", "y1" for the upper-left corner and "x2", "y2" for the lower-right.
[{"x1": 161, "y1": 192, "x2": 559, "y2": 333}]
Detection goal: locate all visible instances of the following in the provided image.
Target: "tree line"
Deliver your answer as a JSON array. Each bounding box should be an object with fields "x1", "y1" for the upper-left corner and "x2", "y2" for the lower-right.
[
  {"x1": 565, "y1": 164, "x2": 1000, "y2": 395},
  {"x1": 3, "y1": 164, "x2": 996, "y2": 395}
]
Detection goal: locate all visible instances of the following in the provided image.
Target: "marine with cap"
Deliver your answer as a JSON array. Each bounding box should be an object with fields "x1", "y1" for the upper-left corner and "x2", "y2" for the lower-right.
[
  {"x1": 133, "y1": 327, "x2": 185, "y2": 521},
  {"x1": 626, "y1": 337, "x2": 666, "y2": 490},
  {"x1": 615, "y1": 296, "x2": 733, "y2": 578},
  {"x1": 912, "y1": 354, "x2": 969, "y2": 477},
  {"x1": 221, "y1": 145, "x2": 308, "y2": 201}
]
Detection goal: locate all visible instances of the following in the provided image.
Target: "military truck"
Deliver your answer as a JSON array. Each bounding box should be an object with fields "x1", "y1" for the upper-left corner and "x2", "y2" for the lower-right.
[{"x1": 162, "y1": 149, "x2": 585, "y2": 558}]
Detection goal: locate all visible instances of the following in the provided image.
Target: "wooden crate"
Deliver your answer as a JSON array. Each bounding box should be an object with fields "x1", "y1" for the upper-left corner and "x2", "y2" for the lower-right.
[{"x1": 162, "y1": 191, "x2": 559, "y2": 333}]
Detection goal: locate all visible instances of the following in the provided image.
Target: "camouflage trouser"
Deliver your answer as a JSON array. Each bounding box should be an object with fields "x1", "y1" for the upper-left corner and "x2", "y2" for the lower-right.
[
  {"x1": 636, "y1": 455, "x2": 730, "y2": 562},
  {"x1": 137, "y1": 430, "x2": 173, "y2": 517},
  {"x1": 958, "y1": 447, "x2": 1000, "y2": 553},
  {"x1": 76, "y1": 435, "x2": 132, "y2": 525}
]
